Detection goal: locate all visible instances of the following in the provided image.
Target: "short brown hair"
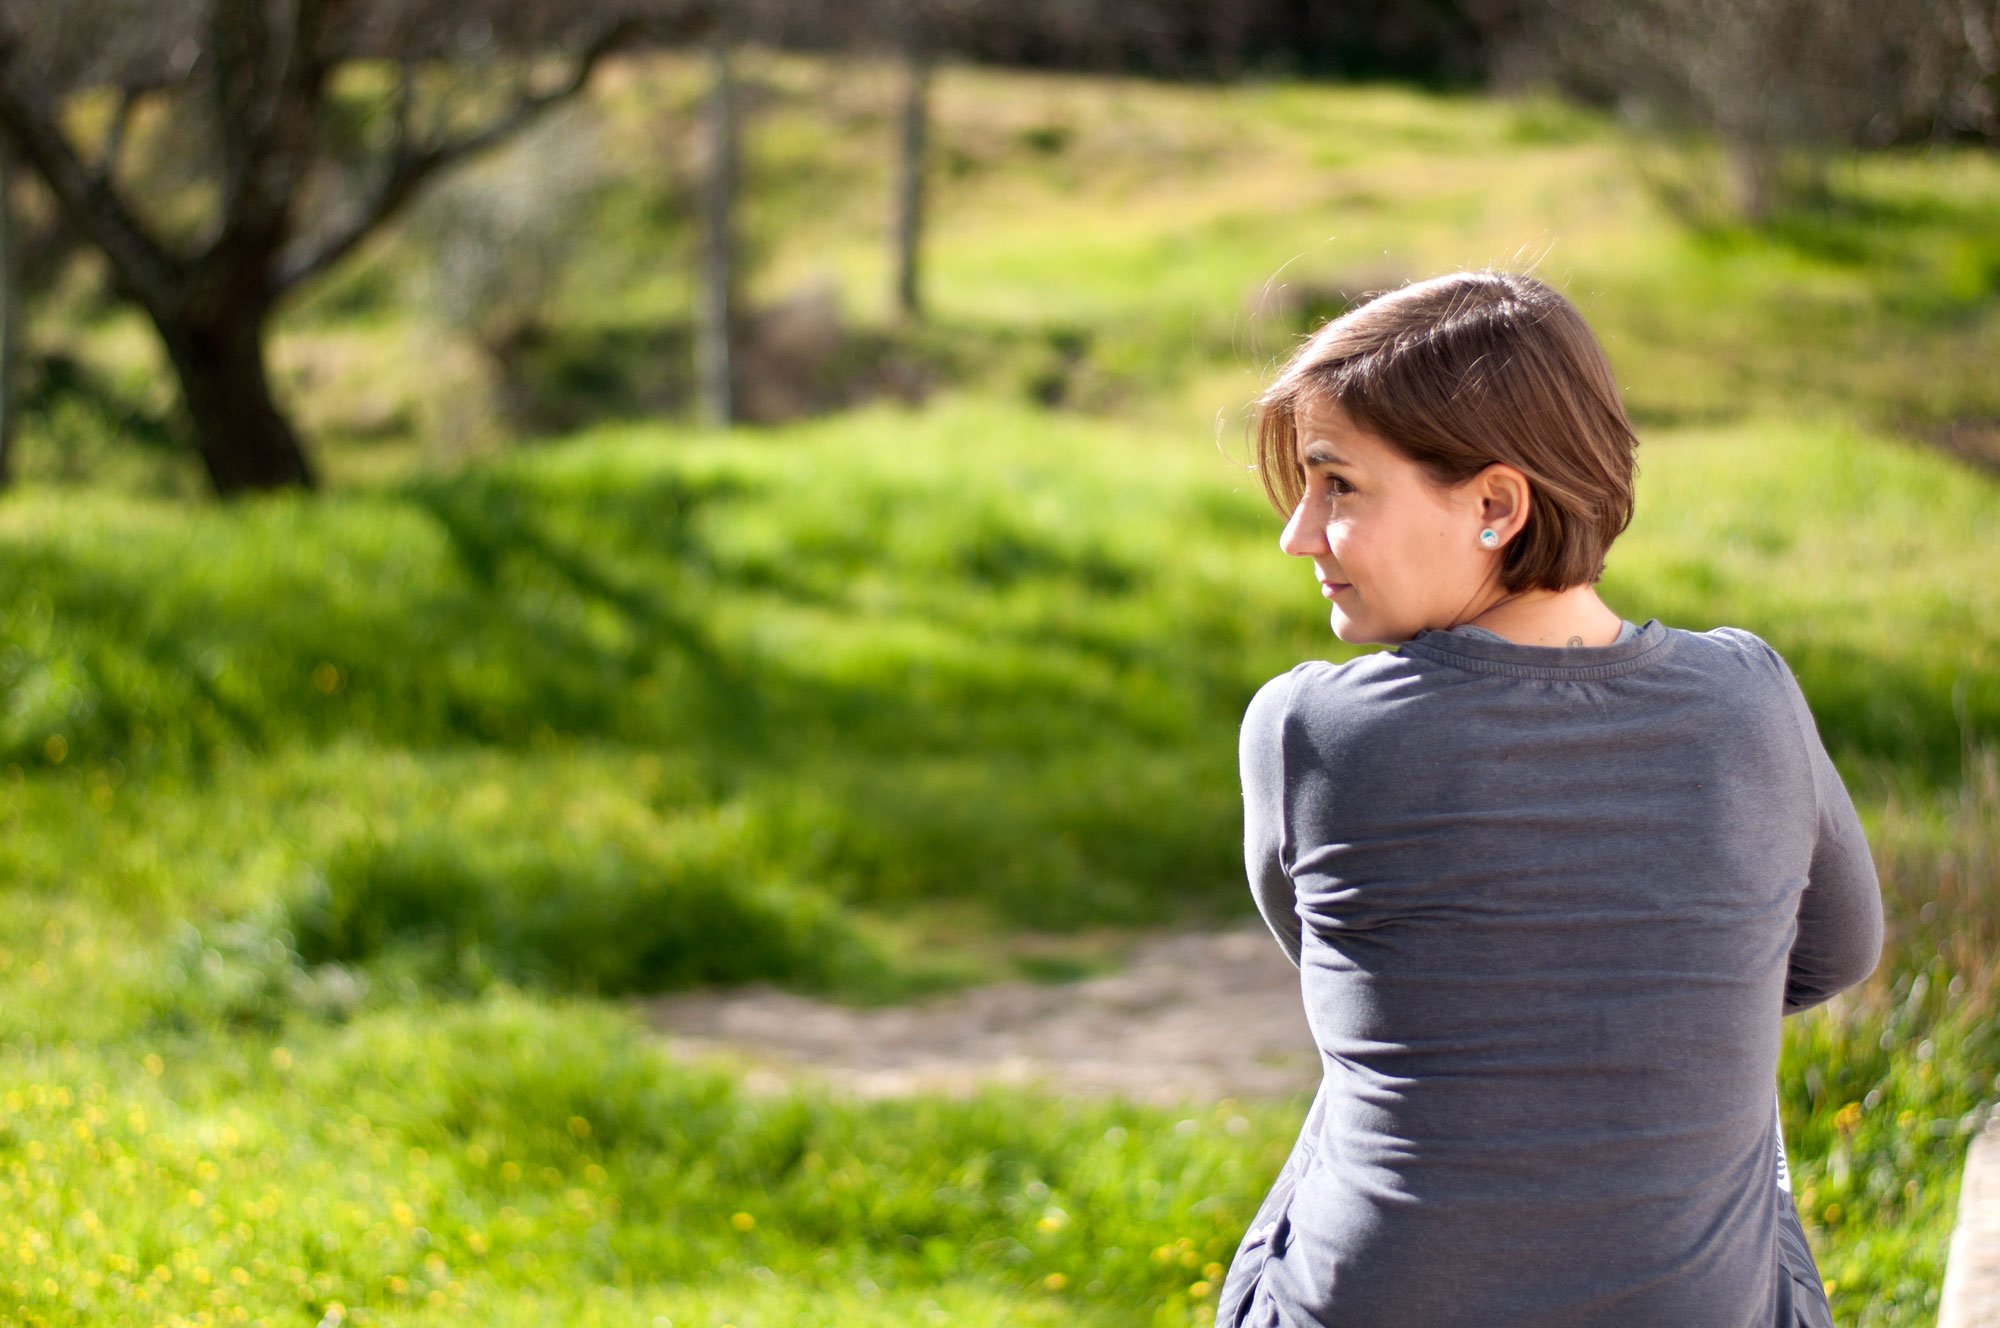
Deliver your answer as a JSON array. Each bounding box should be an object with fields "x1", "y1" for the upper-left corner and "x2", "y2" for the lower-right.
[{"x1": 1252, "y1": 269, "x2": 1639, "y2": 592}]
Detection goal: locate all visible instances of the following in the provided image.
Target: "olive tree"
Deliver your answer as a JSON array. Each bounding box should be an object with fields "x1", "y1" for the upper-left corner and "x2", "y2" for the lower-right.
[
  {"x1": 0, "y1": 0, "x2": 712, "y2": 496},
  {"x1": 1519, "y1": 0, "x2": 1982, "y2": 218}
]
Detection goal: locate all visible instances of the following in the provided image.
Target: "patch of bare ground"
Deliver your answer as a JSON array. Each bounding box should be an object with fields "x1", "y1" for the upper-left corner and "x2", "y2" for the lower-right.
[
  {"x1": 1917, "y1": 417, "x2": 2000, "y2": 476},
  {"x1": 635, "y1": 923, "x2": 1318, "y2": 1107}
]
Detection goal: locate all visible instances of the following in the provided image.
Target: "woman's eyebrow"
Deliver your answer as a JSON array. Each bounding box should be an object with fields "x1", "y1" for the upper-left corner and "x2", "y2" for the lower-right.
[{"x1": 1300, "y1": 444, "x2": 1351, "y2": 467}]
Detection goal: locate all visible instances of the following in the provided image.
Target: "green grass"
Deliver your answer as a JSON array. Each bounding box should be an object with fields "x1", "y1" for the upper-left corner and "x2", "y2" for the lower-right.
[
  {"x1": 0, "y1": 992, "x2": 1298, "y2": 1326},
  {"x1": 2, "y1": 49, "x2": 1998, "y2": 1327}
]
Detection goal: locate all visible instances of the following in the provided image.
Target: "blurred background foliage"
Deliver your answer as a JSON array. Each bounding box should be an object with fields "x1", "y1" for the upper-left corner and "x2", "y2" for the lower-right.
[{"x1": 0, "y1": 1, "x2": 1996, "y2": 1325}]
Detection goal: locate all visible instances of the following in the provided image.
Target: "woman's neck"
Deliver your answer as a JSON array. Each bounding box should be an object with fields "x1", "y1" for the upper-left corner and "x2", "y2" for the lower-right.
[{"x1": 1456, "y1": 584, "x2": 1626, "y2": 647}]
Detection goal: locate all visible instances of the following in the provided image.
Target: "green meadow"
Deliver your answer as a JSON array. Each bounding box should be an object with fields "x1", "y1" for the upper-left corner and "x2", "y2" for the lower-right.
[{"x1": 2, "y1": 51, "x2": 1998, "y2": 1327}]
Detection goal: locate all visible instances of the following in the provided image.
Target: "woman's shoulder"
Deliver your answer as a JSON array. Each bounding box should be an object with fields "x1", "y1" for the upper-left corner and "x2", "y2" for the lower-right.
[
  {"x1": 1244, "y1": 623, "x2": 1808, "y2": 734},
  {"x1": 1240, "y1": 651, "x2": 1429, "y2": 746},
  {"x1": 1677, "y1": 623, "x2": 1805, "y2": 687},
  {"x1": 1684, "y1": 623, "x2": 1823, "y2": 728},
  {"x1": 1246, "y1": 649, "x2": 1422, "y2": 705},
  {"x1": 1696, "y1": 622, "x2": 1780, "y2": 659}
]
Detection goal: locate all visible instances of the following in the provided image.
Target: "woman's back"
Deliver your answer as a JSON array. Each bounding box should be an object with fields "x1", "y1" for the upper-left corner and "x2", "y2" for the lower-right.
[{"x1": 1229, "y1": 619, "x2": 1882, "y2": 1327}]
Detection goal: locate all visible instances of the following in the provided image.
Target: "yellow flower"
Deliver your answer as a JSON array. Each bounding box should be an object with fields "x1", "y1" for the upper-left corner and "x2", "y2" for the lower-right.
[
  {"x1": 1190, "y1": 1280, "x2": 1213, "y2": 1299},
  {"x1": 730, "y1": 1212, "x2": 756, "y2": 1232},
  {"x1": 1832, "y1": 1102, "x2": 1862, "y2": 1135},
  {"x1": 1042, "y1": 1272, "x2": 1068, "y2": 1291}
]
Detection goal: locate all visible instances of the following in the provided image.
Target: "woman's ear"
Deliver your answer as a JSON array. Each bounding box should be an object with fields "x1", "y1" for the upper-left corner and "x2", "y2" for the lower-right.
[{"x1": 1474, "y1": 463, "x2": 1532, "y2": 542}]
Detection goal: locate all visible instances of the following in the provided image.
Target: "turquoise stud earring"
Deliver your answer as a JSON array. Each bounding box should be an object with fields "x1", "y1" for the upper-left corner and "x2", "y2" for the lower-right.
[{"x1": 1479, "y1": 528, "x2": 1500, "y2": 548}]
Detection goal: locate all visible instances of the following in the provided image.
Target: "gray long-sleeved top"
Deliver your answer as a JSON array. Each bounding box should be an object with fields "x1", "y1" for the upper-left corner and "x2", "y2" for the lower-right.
[{"x1": 1236, "y1": 617, "x2": 1883, "y2": 1327}]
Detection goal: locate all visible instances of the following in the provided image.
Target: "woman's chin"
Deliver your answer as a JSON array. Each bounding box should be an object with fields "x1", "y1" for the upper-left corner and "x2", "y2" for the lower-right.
[{"x1": 1329, "y1": 611, "x2": 1393, "y2": 647}]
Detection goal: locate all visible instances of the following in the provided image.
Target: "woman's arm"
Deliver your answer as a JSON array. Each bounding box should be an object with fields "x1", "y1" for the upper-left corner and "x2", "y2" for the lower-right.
[
  {"x1": 1241, "y1": 669, "x2": 1304, "y2": 969},
  {"x1": 1772, "y1": 656, "x2": 1885, "y2": 1016}
]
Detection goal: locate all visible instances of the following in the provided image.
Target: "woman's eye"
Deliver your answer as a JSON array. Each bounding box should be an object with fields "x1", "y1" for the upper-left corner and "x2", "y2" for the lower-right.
[{"x1": 1323, "y1": 475, "x2": 1352, "y2": 496}]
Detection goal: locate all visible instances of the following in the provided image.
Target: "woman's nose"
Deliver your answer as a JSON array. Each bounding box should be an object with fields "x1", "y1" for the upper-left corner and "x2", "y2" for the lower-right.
[{"x1": 1279, "y1": 498, "x2": 1329, "y2": 557}]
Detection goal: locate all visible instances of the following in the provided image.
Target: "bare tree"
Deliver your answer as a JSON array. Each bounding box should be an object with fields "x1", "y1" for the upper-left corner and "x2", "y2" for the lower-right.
[
  {"x1": 1948, "y1": 0, "x2": 2000, "y2": 142},
  {"x1": 0, "y1": 0, "x2": 711, "y2": 497},
  {"x1": 404, "y1": 101, "x2": 610, "y2": 436},
  {"x1": 695, "y1": 22, "x2": 738, "y2": 428},
  {"x1": 889, "y1": 42, "x2": 931, "y2": 324},
  {"x1": 1524, "y1": 0, "x2": 1969, "y2": 218},
  {"x1": 0, "y1": 145, "x2": 17, "y2": 489},
  {"x1": 853, "y1": 0, "x2": 964, "y2": 326}
]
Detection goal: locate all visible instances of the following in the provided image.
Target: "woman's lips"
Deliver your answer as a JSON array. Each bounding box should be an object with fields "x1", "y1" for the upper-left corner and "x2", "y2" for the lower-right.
[{"x1": 1320, "y1": 581, "x2": 1350, "y2": 599}]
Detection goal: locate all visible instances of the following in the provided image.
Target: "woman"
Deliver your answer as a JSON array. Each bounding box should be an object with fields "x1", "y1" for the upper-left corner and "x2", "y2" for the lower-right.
[{"x1": 1216, "y1": 270, "x2": 1883, "y2": 1328}]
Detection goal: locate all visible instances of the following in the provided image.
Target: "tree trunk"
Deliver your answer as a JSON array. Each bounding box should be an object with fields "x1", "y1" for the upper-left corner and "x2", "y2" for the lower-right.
[
  {"x1": 890, "y1": 48, "x2": 931, "y2": 324},
  {"x1": 696, "y1": 32, "x2": 738, "y2": 430},
  {"x1": 1962, "y1": 0, "x2": 2000, "y2": 144},
  {"x1": 153, "y1": 304, "x2": 317, "y2": 496},
  {"x1": 0, "y1": 144, "x2": 18, "y2": 491},
  {"x1": 1726, "y1": 139, "x2": 1778, "y2": 222}
]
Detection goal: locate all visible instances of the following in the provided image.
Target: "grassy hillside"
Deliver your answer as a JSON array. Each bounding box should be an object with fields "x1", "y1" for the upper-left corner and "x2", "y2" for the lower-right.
[{"x1": 2, "y1": 50, "x2": 1998, "y2": 1327}]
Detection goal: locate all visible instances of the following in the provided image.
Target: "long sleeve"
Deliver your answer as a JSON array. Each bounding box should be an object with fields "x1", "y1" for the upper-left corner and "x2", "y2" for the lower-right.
[
  {"x1": 1772, "y1": 655, "x2": 1885, "y2": 1015},
  {"x1": 1240, "y1": 669, "x2": 1303, "y2": 969}
]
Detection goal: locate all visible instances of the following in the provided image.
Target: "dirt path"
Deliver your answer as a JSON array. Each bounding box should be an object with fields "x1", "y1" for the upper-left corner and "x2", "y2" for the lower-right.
[{"x1": 637, "y1": 922, "x2": 1319, "y2": 1107}]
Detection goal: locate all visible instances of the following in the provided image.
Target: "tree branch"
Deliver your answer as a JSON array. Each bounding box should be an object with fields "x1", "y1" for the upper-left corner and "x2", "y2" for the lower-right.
[
  {"x1": 209, "y1": 0, "x2": 263, "y2": 228},
  {"x1": 392, "y1": 56, "x2": 414, "y2": 158},
  {"x1": 274, "y1": 17, "x2": 641, "y2": 296},
  {"x1": 96, "y1": 88, "x2": 138, "y2": 189},
  {"x1": 0, "y1": 45, "x2": 183, "y2": 315},
  {"x1": 202, "y1": 0, "x2": 331, "y2": 259}
]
